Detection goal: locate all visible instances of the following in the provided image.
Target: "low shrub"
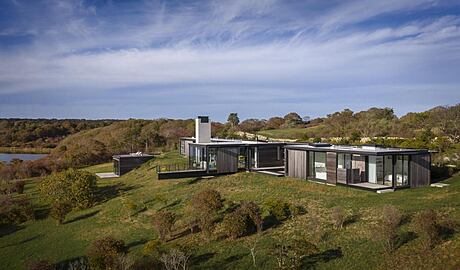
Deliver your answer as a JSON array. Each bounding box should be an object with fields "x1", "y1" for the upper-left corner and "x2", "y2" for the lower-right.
[
  {"x1": 14, "y1": 180, "x2": 26, "y2": 194},
  {"x1": 412, "y1": 209, "x2": 441, "y2": 250},
  {"x1": 142, "y1": 239, "x2": 164, "y2": 257},
  {"x1": 222, "y1": 201, "x2": 262, "y2": 239},
  {"x1": 375, "y1": 205, "x2": 403, "y2": 253},
  {"x1": 0, "y1": 195, "x2": 34, "y2": 225},
  {"x1": 190, "y1": 189, "x2": 223, "y2": 236},
  {"x1": 25, "y1": 260, "x2": 54, "y2": 270},
  {"x1": 152, "y1": 211, "x2": 176, "y2": 242},
  {"x1": 331, "y1": 206, "x2": 345, "y2": 229},
  {"x1": 86, "y1": 236, "x2": 127, "y2": 270},
  {"x1": 264, "y1": 199, "x2": 291, "y2": 222},
  {"x1": 50, "y1": 201, "x2": 72, "y2": 225}
]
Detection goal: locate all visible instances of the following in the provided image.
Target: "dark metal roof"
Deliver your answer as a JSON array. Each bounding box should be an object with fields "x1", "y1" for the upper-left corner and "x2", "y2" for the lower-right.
[{"x1": 284, "y1": 143, "x2": 429, "y2": 155}]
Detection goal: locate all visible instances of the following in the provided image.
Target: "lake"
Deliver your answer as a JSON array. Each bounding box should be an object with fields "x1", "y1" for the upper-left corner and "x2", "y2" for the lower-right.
[{"x1": 0, "y1": 153, "x2": 48, "y2": 163}]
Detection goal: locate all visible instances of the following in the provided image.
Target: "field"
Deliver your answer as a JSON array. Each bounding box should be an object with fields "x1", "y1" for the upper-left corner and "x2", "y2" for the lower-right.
[{"x1": 1, "y1": 151, "x2": 460, "y2": 269}]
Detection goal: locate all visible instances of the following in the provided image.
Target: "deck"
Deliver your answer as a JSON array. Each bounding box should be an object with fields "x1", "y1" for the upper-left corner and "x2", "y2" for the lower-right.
[{"x1": 347, "y1": 182, "x2": 392, "y2": 190}]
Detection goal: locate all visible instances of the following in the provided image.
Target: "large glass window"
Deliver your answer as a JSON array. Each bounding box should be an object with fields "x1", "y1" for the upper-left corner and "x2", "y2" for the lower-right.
[
  {"x1": 238, "y1": 147, "x2": 246, "y2": 169},
  {"x1": 395, "y1": 155, "x2": 409, "y2": 186},
  {"x1": 208, "y1": 148, "x2": 217, "y2": 171},
  {"x1": 368, "y1": 156, "x2": 383, "y2": 185},
  {"x1": 384, "y1": 155, "x2": 393, "y2": 186},
  {"x1": 314, "y1": 152, "x2": 327, "y2": 180},
  {"x1": 308, "y1": 151, "x2": 314, "y2": 178},
  {"x1": 351, "y1": 155, "x2": 366, "y2": 183},
  {"x1": 190, "y1": 145, "x2": 206, "y2": 169}
]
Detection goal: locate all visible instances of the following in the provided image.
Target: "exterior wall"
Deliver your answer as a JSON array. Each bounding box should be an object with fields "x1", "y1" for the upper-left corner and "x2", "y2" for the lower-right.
[
  {"x1": 286, "y1": 149, "x2": 307, "y2": 179},
  {"x1": 257, "y1": 145, "x2": 284, "y2": 168},
  {"x1": 195, "y1": 117, "x2": 211, "y2": 143},
  {"x1": 410, "y1": 153, "x2": 431, "y2": 188},
  {"x1": 180, "y1": 139, "x2": 194, "y2": 156},
  {"x1": 326, "y1": 152, "x2": 337, "y2": 185},
  {"x1": 217, "y1": 147, "x2": 238, "y2": 174},
  {"x1": 115, "y1": 156, "x2": 154, "y2": 175}
]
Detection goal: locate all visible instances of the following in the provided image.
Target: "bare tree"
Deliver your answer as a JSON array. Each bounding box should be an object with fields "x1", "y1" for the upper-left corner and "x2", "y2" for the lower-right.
[
  {"x1": 160, "y1": 249, "x2": 190, "y2": 270},
  {"x1": 241, "y1": 237, "x2": 261, "y2": 268}
]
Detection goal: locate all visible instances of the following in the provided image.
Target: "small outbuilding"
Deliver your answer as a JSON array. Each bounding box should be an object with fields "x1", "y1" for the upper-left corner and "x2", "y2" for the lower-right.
[{"x1": 113, "y1": 153, "x2": 154, "y2": 176}]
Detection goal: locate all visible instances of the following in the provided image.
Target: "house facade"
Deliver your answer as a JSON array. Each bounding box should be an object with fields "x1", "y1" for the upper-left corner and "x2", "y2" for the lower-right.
[{"x1": 284, "y1": 143, "x2": 431, "y2": 190}]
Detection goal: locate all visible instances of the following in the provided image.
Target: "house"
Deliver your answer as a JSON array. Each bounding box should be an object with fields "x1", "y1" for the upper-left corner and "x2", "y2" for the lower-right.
[
  {"x1": 158, "y1": 116, "x2": 285, "y2": 179},
  {"x1": 284, "y1": 143, "x2": 431, "y2": 190},
  {"x1": 113, "y1": 153, "x2": 154, "y2": 176}
]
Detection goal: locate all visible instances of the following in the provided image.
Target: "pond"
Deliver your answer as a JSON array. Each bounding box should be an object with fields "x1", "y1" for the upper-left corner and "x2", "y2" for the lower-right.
[{"x1": 0, "y1": 153, "x2": 48, "y2": 163}]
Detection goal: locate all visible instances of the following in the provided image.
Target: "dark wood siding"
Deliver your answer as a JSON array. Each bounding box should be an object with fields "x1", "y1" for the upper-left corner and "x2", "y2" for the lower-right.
[
  {"x1": 116, "y1": 156, "x2": 154, "y2": 175},
  {"x1": 217, "y1": 147, "x2": 238, "y2": 174},
  {"x1": 410, "y1": 153, "x2": 431, "y2": 188},
  {"x1": 257, "y1": 145, "x2": 284, "y2": 168},
  {"x1": 326, "y1": 152, "x2": 337, "y2": 185},
  {"x1": 287, "y1": 149, "x2": 307, "y2": 179}
]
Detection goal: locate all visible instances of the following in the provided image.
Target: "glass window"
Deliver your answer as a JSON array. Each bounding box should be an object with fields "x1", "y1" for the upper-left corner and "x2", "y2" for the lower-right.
[
  {"x1": 238, "y1": 147, "x2": 246, "y2": 169},
  {"x1": 395, "y1": 155, "x2": 409, "y2": 186},
  {"x1": 208, "y1": 148, "x2": 217, "y2": 171},
  {"x1": 308, "y1": 151, "x2": 314, "y2": 178},
  {"x1": 384, "y1": 155, "x2": 393, "y2": 186},
  {"x1": 314, "y1": 152, "x2": 327, "y2": 180},
  {"x1": 351, "y1": 155, "x2": 366, "y2": 183}
]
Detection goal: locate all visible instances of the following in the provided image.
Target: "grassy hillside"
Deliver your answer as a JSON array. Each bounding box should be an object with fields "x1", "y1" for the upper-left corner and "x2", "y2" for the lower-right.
[{"x1": 1, "y1": 151, "x2": 460, "y2": 269}]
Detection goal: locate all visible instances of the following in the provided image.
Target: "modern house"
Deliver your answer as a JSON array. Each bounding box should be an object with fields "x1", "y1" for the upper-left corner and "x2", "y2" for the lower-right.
[
  {"x1": 158, "y1": 116, "x2": 285, "y2": 179},
  {"x1": 160, "y1": 116, "x2": 432, "y2": 191},
  {"x1": 113, "y1": 153, "x2": 154, "y2": 176},
  {"x1": 284, "y1": 143, "x2": 431, "y2": 190}
]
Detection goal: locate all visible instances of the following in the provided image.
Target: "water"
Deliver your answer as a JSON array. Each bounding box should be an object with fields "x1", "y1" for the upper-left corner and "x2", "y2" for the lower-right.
[{"x1": 0, "y1": 153, "x2": 48, "y2": 163}]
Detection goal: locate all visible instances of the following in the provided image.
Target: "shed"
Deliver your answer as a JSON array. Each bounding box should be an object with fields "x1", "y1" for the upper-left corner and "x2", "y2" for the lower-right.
[{"x1": 113, "y1": 153, "x2": 154, "y2": 176}]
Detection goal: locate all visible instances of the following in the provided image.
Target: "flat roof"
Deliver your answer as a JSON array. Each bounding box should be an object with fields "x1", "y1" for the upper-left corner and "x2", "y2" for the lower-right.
[
  {"x1": 285, "y1": 144, "x2": 429, "y2": 155},
  {"x1": 190, "y1": 140, "x2": 286, "y2": 147},
  {"x1": 113, "y1": 153, "x2": 154, "y2": 159}
]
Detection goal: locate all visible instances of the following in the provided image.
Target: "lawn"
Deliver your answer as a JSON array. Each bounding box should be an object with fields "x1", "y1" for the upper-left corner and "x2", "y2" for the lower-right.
[{"x1": 1, "y1": 150, "x2": 459, "y2": 269}]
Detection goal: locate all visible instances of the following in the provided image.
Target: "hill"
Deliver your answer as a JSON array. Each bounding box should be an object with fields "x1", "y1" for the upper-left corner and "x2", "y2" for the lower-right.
[{"x1": 1, "y1": 151, "x2": 459, "y2": 269}]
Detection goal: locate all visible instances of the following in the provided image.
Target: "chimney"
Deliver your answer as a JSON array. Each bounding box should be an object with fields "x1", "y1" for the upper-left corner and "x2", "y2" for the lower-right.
[{"x1": 195, "y1": 116, "x2": 211, "y2": 143}]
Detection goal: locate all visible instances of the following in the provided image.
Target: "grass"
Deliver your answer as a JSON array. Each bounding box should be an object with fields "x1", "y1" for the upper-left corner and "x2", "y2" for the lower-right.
[
  {"x1": 1, "y1": 150, "x2": 460, "y2": 269},
  {"x1": 0, "y1": 146, "x2": 52, "y2": 154}
]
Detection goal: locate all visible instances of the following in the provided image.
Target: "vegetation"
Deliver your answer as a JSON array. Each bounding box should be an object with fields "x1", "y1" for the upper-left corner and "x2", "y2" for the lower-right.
[
  {"x1": 86, "y1": 236, "x2": 127, "y2": 270},
  {"x1": 375, "y1": 205, "x2": 403, "y2": 253},
  {"x1": 0, "y1": 152, "x2": 459, "y2": 269},
  {"x1": 412, "y1": 209, "x2": 441, "y2": 250},
  {"x1": 152, "y1": 211, "x2": 176, "y2": 242}
]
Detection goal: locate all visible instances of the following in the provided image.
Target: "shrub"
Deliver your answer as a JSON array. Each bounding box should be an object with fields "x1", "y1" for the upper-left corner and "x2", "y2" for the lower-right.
[
  {"x1": 152, "y1": 211, "x2": 176, "y2": 241},
  {"x1": 25, "y1": 260, "x2": 54, "y2": 270},
  {"x1": 190, "y1": 189, "x2": 223, "y2": 214},
  {"x1": 412, "y1": 209, "x2": 440, "y2": 250},
  {"x1": 331, "y1": 206, "x2": 345, "y2": 229},
  {"x1": 222, "y1": 209, "x2": 252, "y2": 239},
  {"x1": 265, "y1": 199, "x2": 291, "y2": 222},
  {"x1": 240, "y1": 201, "x2": 263, "y2": 233},
  {"x1": 86, "y1": 236, "x2": 127, "y2": 270},
  {"x1": 50, "y1": 201, "x2": 72, "y2": 225},
  {"x1": 14, "y1": 180, "x2": 26, "y2": 194},
  {"x1": 142, "y1": 239, "x2": 164, "y2": 257},
  {"x1": 0, "y1": 195, "x2": 35, "y2": 225},
  {"x1": 190, "y1": 189, "x2": 223, "y2": 235},
  {"x1": 39, "y1": 169, "x2": 97, "y2": 210},
  {"x1": 160, "y1": 249, "x2": 190, "y2": 270},
  {"x1": 375, "y1": 205, "x2": 403, "y2": 253}
]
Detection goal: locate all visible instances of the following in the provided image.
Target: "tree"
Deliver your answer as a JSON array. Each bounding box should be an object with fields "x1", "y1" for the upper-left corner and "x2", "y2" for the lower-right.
[
  {"x1": 270, "y1": 237, "x2": 318, "y2": 269},
  {"x1": 152, "y1": 211, "x2": 176, "y2": 242},
  {"x1": 435, "y1": 104, "x2": 460, "y2": 143},
  {"x1": 282, "y1": 112, "x2": 303, "y2": 128},
  {"x1": 39, "y1": 169, "x2": 97, "y2": 210},
  {"x1": 264, "y1": 117, "x2": 284, "y2": 130},
  {"x1": 227, "y1": 113, "x2": 240, "y2": 127}
]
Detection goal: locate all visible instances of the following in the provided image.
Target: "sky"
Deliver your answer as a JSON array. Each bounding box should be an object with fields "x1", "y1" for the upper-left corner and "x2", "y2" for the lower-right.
[{"x1": 0, "y1": 0, "x2": 460, "y2": 121}]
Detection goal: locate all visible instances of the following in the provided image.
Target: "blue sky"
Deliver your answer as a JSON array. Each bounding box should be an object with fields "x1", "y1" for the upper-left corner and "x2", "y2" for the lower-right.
[{"x1": 0, "y1": 0, "x2": 459, "y2": 121}]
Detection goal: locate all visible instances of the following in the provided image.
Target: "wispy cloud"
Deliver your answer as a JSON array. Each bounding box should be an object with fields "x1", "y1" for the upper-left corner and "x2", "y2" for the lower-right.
[{"x1": 0, "y1": 0, "x2": 459, "y2": 119}]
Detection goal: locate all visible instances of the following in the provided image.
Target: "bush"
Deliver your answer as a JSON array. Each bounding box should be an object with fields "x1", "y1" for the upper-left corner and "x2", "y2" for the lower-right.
[
  {"x1": 412, "y1": 209, "x2": 440, "y2": 250},
  {"x1": 0, "y1": 195, "x2": 35, "y2": 225},
  {"x1": 86, "y1": 236, "x2": 127, "y2": 270},
  {"x1": 190, "y1": 189, "x2": 223, "y2": 214},
  {"x1": 240, "y1": 201, "x2": 263, "y2": 233},
  {"x1": 190, "y1": 189, "x2": 223, "y2": 235},
  {"x1": 25, "y1": 260, "x2": 54, "y2": 270},
  {"x1": 375, "y1": 205, "x2": 403, "y2": 253},
  {"x1": 142, "y1": 239, "x2": 164, "y2": 257},
  {"x1": 50, "y1": 201, "x2": 72, "y2": 225},
  {"x1": 331, "y1": 206, "x2": 345, "y2": 229},
  {"x1": 39, "y1": 169, "x2": 97, "y2": 210},
  {"x1": 14, "y1": 180, "x2": 26, "y2": 194},
  {"x1": 222, "y1": 209, "x2": 252, "y2": 239},
  {"x1": 265, "y1": 199, "x2": 291, "y2": 222},
  {"x1": 152, "y1": 211, "x2": 176, "y2": 241}
]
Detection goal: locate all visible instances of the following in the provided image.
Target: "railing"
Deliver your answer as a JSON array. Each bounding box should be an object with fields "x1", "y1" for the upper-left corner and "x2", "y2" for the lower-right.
[{"x1": 156, "y1": 163, "x2": 205, "y2": 173}]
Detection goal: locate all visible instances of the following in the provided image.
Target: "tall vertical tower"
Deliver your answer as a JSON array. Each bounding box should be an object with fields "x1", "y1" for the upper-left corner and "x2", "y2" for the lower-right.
[{"x1": 195, "y1": 116, "x2": 211, "y2": 143}]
